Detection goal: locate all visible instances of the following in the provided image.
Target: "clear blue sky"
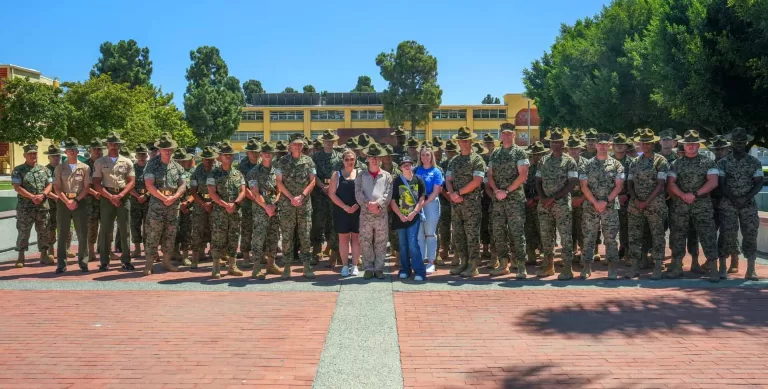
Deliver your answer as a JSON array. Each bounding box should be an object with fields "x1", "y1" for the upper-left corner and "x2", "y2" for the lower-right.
[{"x1": 3, "y1": 0, "x2": 608, "y2": 109}]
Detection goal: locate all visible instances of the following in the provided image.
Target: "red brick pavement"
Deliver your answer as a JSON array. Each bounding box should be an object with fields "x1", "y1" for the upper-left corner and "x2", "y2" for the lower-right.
[
  {"x1": 395, "y1": 289, "x2": 768, "y2": 389},
  {"x1": 0, "y1": 291, "x2": 336, "y2": 388}
]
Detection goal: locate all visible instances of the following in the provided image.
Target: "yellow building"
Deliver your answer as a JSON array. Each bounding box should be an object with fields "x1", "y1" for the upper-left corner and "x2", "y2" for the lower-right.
[
  {"x1": 0, "y1": 64, "x2": 60, "y2": 174},
  {"x1": 233, "y1": 93, "x2": 539, "y2": 150}
]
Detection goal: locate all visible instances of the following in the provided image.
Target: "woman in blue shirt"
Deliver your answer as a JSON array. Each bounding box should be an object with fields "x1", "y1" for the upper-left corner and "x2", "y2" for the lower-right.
[{"x1": 415, "y1": 146, "x2": 444, "y2": 274}]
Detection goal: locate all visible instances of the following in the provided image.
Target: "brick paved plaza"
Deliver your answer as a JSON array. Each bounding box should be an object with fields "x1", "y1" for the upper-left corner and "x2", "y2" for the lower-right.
[{"x1": 1, "y1": 247, "x2": 767, "y2": 388}]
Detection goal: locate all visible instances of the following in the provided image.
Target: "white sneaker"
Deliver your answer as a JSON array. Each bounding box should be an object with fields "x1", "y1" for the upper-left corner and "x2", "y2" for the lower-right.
[
  {"x1": 399, "y1": 273, "x2": 408, "y2": 279},
  {"x1": 414, "y1": 275, "x2": 424, "y2": 281},
  {"x1": 426, "y1": 264, "x2": 436, "y2": 274},
  {"x1": 341, "y1": 266, "x2": 349, "y2": 277},
  {"x1": 351, "y1": 266, "x2": 359, "y2": 276}
]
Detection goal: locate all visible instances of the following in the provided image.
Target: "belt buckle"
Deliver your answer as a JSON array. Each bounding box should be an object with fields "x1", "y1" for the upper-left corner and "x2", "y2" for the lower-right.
[
  {"x1": 137, "y1": 189, "x2": 147, "y2": 195},
  {"x1": 323, "y1": 179, "x2": 330, "y2": 185},
  {"x1": 108, "y1": 187, "x2": 121, "y2": 194},
  {"x1": 161, "y1": 189, "x2": 173, "y2": 196},
  {"x1": 201, "y1": 193, "x2": 211, "y2": 200},
  {"x1": 66, "y1": 193, "x2": 77, "y2": 199}
]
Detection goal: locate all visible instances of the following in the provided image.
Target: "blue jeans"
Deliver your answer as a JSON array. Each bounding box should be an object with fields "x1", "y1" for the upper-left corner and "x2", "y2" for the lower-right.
[
  {"x1": 398, "y1": 219, "x2": 425, "y2": 278},
  {"x1": 418, "y1": 198, "x2": 440, "y2": 262}
]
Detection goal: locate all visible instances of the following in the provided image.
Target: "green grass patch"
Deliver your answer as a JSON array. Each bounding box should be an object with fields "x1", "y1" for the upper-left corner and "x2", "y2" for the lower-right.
[{"x1": 0, "y1": 182, "x2": 14, "y2": 191}]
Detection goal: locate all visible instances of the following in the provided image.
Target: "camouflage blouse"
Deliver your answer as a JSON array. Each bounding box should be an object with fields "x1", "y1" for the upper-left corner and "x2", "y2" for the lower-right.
[
  {"x1": 613, "y1": 154, "x2": 632, "y2": 197},
  {"x1": 190, "y1": 162, "x2": 218, "y2": 196},
  {"x1": 313, "y1": 150, "x2": 342, "y2": 185},
  {"x1": 579, "y1": 157, "x2": 625, "y2": 209},
  {"x1": 446, "y1": 152, "x2": 486, "y2": 196},
  {"x1": 247, "y1": 164, "x2": 279, "y2": 205},
  {"x1": 571, "y1": 156, "x2": 588, "y2": 198},
  {"x1": 489, "y1": 145, "x2": 530, "y2": 200},
  {"x1": 668, "y1": 154, "x2": 718, "y2": 194},
  {"x1": 524, "y1": 162, "x2": 539, "y2": 200},
  {"x1": 275, "y1": 154, "x2": 316, "y2": 197},
  {"x1": 717, "y1": 154, "x2": 762, "y2": 198},
  {"x1": 11, "y1": 163, "x2": 52, "y2": 210},
  {"x1": 535, "y1": 153, "x2": 578, "y2": 198},
  {"x1": 206, "y1": 166, "x2": 245, "y2": 203},
  {"x1": 144, "y1": 158, "x2": 186, "y2": 206},
  {"x1": 628, "y1": 153, "x2": 669, "y2": 200}
]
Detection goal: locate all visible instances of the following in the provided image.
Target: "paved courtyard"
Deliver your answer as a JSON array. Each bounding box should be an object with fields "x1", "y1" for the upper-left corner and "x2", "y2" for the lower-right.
[{"x1": 1, "y1": 246, "x2": 768, "y2": 388}]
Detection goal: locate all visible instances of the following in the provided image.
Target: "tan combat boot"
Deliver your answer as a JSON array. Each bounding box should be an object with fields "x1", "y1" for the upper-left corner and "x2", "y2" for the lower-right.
[
  {"x1": 323, "y1": 246, "x2": 331, "y2": 258},
  {"x1": 252, "y1": 260, "x2": 265, "y2": 279},
  {"x1": 745, "y1": 258, "x2": 760, "y2": 281},
  {"x1": 689, "y1": 255, "x2": 705, "y2": 274},
  {"x1": 526, "y1": 247, "x2": 538, "y2": 266},
  {"x1": 311, "y1": 243, "x2": 322, "y2": 266},
  {"x1": 625, "y1": 256, "x2": 640, "y2": 279},
  {"x1": 438, "y1": 247, "x2": 449, "y2": 265},
  {"x1": 607, "y1": 261, "x2": 619, "y2": 280},
  {"x1": 650, "y1": 260, "x2": 664, "y2": 280},
  {"x1": 718, "y1": 257, "x2": 728, "y2": 280},
  {"x1": 326, "y1": 250, "x2": 339, "y2": 268},
  {"x1": 227, "y1": 256, "x2": 243, "y2": 276},
  {"x1": 303, "y1": 262, "x2": 315, "y2": 279},
  {"x1": 240, "y1": 251, "x2": 253, "y2": 269},
  {"x1": 515, "y1": 260, "x2": 527, "y2": 280},
  {"x1": 143, "y1": 255, "x2": 155, "y2": 276},
  {"x1": 40, "y1": 248, "x2": 55, "y2": 265},
  {"x1": 66, "y1": 249, "x2": 76, "y2": 258},
  {"x1": 281, "y1": 262, "x2": 291, "y2": 280},
  {"x1": 131, "y1": 244, "x2": 141, "y2": 258},
  {"x1": 449, "y1": 257, "x2": 467, "y2": 276},
  {"x1": 707, "y1": 260, "x2": 719, "y2": 283},
  {"x1": 490, "y1": 257, "x2": 510, "y2": 276},
  {"x1": 486, "y1": 250, "x2": 500, "y2": 270},
  {"x1": 592, "y1": 247, "x2": 601, "y2": 263},
  {"x1": 558, "y1": 260, "x2": 573, "y2": 281},
  {"x1": 88, "y1": 245, "x2": 97, "y2": 263},
  {"x1": 15, "y1": 251, "x2": 25, "y2": 268},
  {"x1": 460, "y1": 259, "x2": 478, "y2": 278},
  {"x1": 728, "y1": 254, "x2": 740, "y2": 274},
  {"x1": 664, "y1": 258, "x2": 683, "y2": 279},
  {"x1": 161, "y1": 252, "x2": 180, "y2": 272},
  {"x1": 265, "y1": 255, "x2": 283, "y2": 275},
  {"x1": 211, "y1": 256, "x2": 222, "y2": 279},
  {"x1": 580, "y1": 261, "x2": 592, "y2": 280},
  {"x1": 190, "y1": 250, "x2": 200, "y2": 269},
  {"x1": 181, "y1": 250, "x2": 191, "y2": 267},
  {"x1": 536, "y1": 257, "x2": 555, "y2": 277}
]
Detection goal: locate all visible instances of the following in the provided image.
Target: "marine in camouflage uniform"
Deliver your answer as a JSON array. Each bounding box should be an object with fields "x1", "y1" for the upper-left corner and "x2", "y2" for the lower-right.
[
  {"x1": 391, "y1": 127, "x2": 408, "y2": 169},
  {"x1": 580, "y1": 128, "x2": 602, "y2": 261},
  {"x1": 524, "y1": 142, "x2": 547, "y2": 265},
  {"x1": 207, "y1": 141, "x2": 246, "y2": 279},
  {"x1": 276, "y1": 137, "x2": 318, "y2": 280},
  {"x1": 128, "y1": 144, "x2": 150, "y2": 258},
  {"x1": 578, "y1": 133, "x2": 625, "y2": 280},
  {"x1": 566, "y1": 137, "x2": 587, "y2": 263},
  {"x1": 189, "y1": 147, "x2": 219, "y2": 268},
  {"x1": 535, "y1": 128, "x2": 578, "y2": 279},
  {"x1": 12, "y1": 144, "x2": 53, "y2": 267},
  {"x1": 708, "y1": 136, "x2": 736, "y2": 275},
  {"x1": 626, "y1": 129, "x2": 669, "y2": 280},
  {"x1": 354, "y1": 143, "x2": 393, "y2": 279},
  {"x1": 381, "y1": 143, "x2": 402, "y2": 267},
  {"x1": 438, "y1": 141, "x2": 457, "y2": 264},
  {"x1": 84, "y1": 138, "x2": 105, "y2": 262},
  {"x1": 237, "y1": 139, "x2": 261, "y2": 266},
  {"x1": 610, "y1": 133, "x2": 633, "y2": 263},
  {"x1": 666, "y1": 130, "x2": 721, "y2": 282},
  {"x1": 660, "y1": 130, "x2": 700, "y2": 265},
  {"x1": 247, "y1": 142, "x2": 284, "y2": 279},
  {"x1": 445, "y1": 127, "x2": 487, "y2": 278},
  {"x1": 478, "y1": 138, "x2": 496, "y2": 267},
  {"x1": 311, "y1": 130, "x2": 343, "y2": 267},
  {"x1": 44, "y1": 145, "x2": 73, "y2": 260},
  {"x1": 718, "y1": 128, "x2": 763, "y2": 281},
  {"x1": 487, "y1": 124, "x2": 530, "y2": 278},
  {"x1": 142, "y1": 139, "x2": 187, "y2": 275},
  {"x1": 174, "y1": 149, "x2": 195, "y2": 266}
]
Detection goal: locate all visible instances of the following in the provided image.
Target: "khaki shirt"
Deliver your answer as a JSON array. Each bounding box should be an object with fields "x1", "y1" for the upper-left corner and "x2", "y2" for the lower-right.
[
  {"x1": 54, "y1": 162, "x2": 92, "y2": 198},
  {"x1": 93, "y1": 155, "x2": 135, "y2": 189}
]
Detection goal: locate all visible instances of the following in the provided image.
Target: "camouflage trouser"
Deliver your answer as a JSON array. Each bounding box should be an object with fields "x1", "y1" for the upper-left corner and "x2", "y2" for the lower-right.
[
  {"x1": 359, "y1": 212, "x2": 388, "y2": 271},
  {"x1": 310, "y1": 192, "x2": 339, "y2": 250},
  {"x1": 492, "y1": 196, "x2": 527, "y2": 262},
  {"x1": 190, "y1": 205, "x2": 213, "y2": 252},
  {"x1": 582, "y1": 204, "x2": 619, "y2": 263},
  {"x1": 666, "y1": 199, "x2": 699, "y2": 255},
  {"x1": 279, "y1": 200, "x2": 312, "y2": 265},
  {"x1": 176, "y1": 206, "x2": 192, "y2": 251},
  {"x1": 669, "y1": 198, "x2": 717, "y2": 262},
  {"x1": 720, "y1": 198, "x2": 758, "y2": 260},
  {"x1": 239, "y1": 201, "x2": 253, "y2": 254},
  {"x1": 618, "y1": 204, "x2": 629, "y2": 257},
  {"x1": 524, "y1": 201, "x2": 541, "y2": 252},
  {"x1": 129, "y1": 197, "x2": 148, "y2": 244},
  {"x1": 86, "y1": 196, "x2": 100, "y2": 246},
  {"x1": 628, "y1": 198, "x2": 666, "y2": 262},
  {"x1": 712, "y1": 198, "x2": 734, "y2": 258},
  {"x1": 252, "y1": 207, "x2": 279, "y2": 261},
  {"x1": 144, "y1": 200, "x2": 180, "y2": 259},
  {"x1": 211, "y1": 205, "x2": 241, "y2": 261},
  {"x1": 16, "y1": 205, "x2": 49, "y2": 252},
  {"x1": 451, "y1": 194, "x2": 482, "y2": 265},
  {"x1": 438, "y1": 196, "x2": 452, "y2": 251},
  {"x1": 572, "y1": 205, "x2": 584, "y2": 252},
  {"x1": 538, "y1": 197, "x2": 573, "y2": 263},
  {"x1": 480, "y1": 193, "x2": 492, "y2": 245}
]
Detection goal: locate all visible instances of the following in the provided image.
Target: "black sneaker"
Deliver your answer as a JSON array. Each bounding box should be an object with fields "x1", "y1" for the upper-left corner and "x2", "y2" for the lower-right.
[
  {"x1": 55, "y1": 267, "x2": 66, "y2": 274},
  {"x1": 98, "y1": 264, "x2": 109, "y2": 271},
  {"x1": 122, "y1": 263, "x2": 135, "y2": 271}
]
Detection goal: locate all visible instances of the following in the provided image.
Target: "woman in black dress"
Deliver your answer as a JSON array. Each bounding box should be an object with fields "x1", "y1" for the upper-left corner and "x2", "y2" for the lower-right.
[{"x1": 329, "y1": 149, "x2": 361, "y2": 276}]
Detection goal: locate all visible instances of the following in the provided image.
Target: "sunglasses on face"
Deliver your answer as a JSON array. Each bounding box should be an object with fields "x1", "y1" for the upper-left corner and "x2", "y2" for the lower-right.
[{"x1": 344, "y1": 158, "x2": 355, "y2": 161}]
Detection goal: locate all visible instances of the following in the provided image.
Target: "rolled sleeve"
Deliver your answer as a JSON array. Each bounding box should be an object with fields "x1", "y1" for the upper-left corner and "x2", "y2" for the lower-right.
[
  {"x1": 535, "y1": 170, "x2": 542, "y2": 178},
  {"x1": 627, "y1": 173, "x2": 634, "y2": 181},
  {"x1": 578, "y1": 173, "x2": 588, "y2": 180},
  {"x1": 517, "y1": 159, "x2": 530, "y2": 166},
  {"x1": 205, "y1": 178, "x2": 215, "y2": 186},
  {"x1": 274, "y1": 168, "x2": 282, "y2": 177},
  {"x1": 754, "y1": 169, "x2": 763, "y2": 178},
  {"x1": 656, "y1": 172, "x2": 667, "y2": 180},
  {"x1": 248, "y1": 179, "x2": 258, "y2": 189},
  {"x1": 707, "y1": 168, "x2": 719, "y2": 176},
  {"x1": 667, "y1": 171, "x2": 677, "y2": 178},
  {"x1": 568, "y1": 171, "x2": 579, "y2": 179},
  {"x1": 190, "y1": 179, "x2": 198, "y2": 187},
  {"x1": 445, "y1": 170, "x2": 453, "y2": 178},
  {"x1": 472, "y1": 170, "x2": 485, "y2": 178},
  {"x1": 144, "y1": 173, "x2": 155, "y2": 180}
]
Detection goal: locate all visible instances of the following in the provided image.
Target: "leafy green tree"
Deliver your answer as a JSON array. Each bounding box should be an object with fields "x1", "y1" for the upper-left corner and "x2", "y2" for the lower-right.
[
  {"x1": 242, "y1": 79, "x2": 265, "y2": 105},
  {"x1": 482, "y1": 94, "x2": 501, "y2": 104},
  {"x1": 183, "y1": 46, "x2": 244, "y2": 144},
  {"x1": 376, "y1": 40, "x2": 443, "y2": 133},
  {"x1": 351, "y1": 76, "x2": 375, "y2": 92},
  {"x1": 90, "y1": 39, "x2": 153, "y2": 88},
  {"x1": 0, "y1": 77, "x2": 70, "y2": 144},
  {"x1": 302, "y1": 85, "x2": 316, "y2": 93},
  {"x1": 283, "y1": 87, "x2": 299, "y2": 93}
]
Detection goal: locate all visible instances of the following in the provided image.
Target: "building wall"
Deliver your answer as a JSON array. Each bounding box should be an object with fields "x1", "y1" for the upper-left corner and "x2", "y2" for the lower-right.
[{"x1": 233, "y1": 93, "x2": 540, "y2": 149}]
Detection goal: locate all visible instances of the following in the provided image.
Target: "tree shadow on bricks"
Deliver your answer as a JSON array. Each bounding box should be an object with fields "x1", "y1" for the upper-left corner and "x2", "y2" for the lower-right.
[
  {"x1": 461, "y1": 363, "x2": 597, "y2": 389},
  {"x1": 518, "y1": 288, "x2": 768, "y2": 337}
]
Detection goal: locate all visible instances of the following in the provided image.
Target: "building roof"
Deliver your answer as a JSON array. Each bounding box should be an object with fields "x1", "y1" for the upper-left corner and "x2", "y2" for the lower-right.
[{"x1": 247, "y1": 92, "x2": 384, "y2": 107}]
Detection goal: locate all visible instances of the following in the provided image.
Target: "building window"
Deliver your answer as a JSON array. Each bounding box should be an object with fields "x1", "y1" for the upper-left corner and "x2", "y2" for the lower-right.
[
  {"x1": 472, "y1": 109, "x2": 507, "y2": 119},
  {"x1": 310, "y1": 110, "x2": 345, "y2": 121},
  {"x1": 431, "y1": 129, "x2": 457, "y2": 140},
  {"x1": 413, "y1": 130, "x2": 426, "y2": 140},
  {"x1": 309, "y1": 130, "x2": 330, "y2": 141},
  {"x1": 351, "y1": 110, "x2": 385, "y2": 120},
  {"x1": 270, "y1": 131, "x2": 298, "y2": 142},
  {"x1": 432, "y1": 109, "x2": 467, "y2": 120},
  {"x1": 475, "y1": 129, "x2": 500, "y2": 140},
  {"x1": 241, "y1": 111, "x2": 264, "y2": 121},
  {"x1": 230, "y1": 131, "x2": 264, "y2": 141},
  {"x1": 270, "y1": 110, "x2": 304, "y2": 121}
]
